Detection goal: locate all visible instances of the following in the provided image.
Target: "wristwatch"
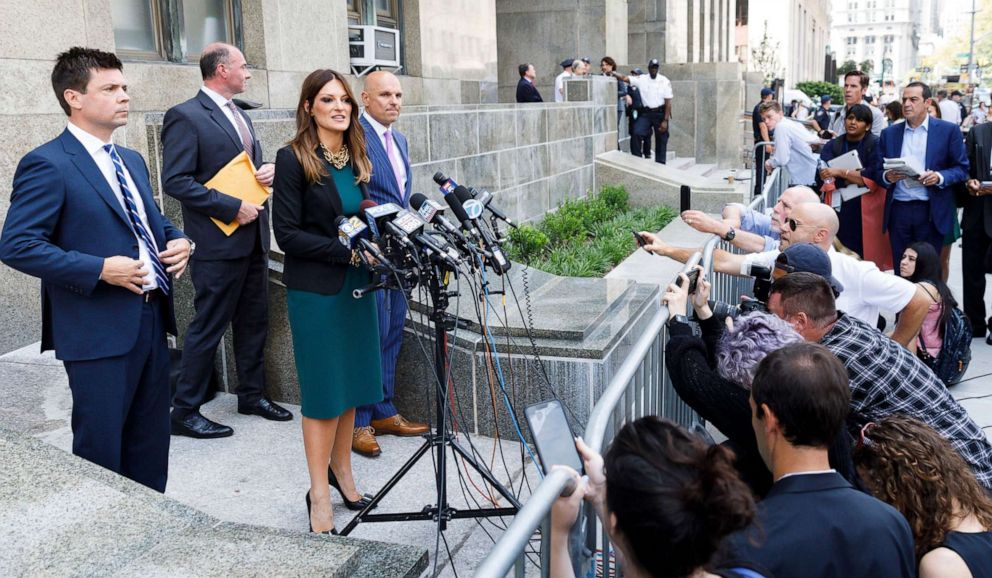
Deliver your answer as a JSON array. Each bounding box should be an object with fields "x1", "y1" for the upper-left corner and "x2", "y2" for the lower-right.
[
  {"x1": 669, "y1": 314, "x2": 691, "y2": 326},
  {"x1": 723, "y1": 227, "x2": 736, "y2": 242},
  {"x1": 187, "y1": 240, "x2": 196, "y2": 258}
]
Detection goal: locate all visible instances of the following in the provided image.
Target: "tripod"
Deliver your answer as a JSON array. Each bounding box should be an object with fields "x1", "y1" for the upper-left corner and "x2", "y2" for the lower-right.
[{"x1": 339, "y1": 259, "x2": 521, "y2": 535}]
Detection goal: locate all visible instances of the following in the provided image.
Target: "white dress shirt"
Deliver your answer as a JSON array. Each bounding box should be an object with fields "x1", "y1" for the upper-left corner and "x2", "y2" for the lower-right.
[
  {"x1": 66, "y1": 122, "x2": 160, "y2": 290},
  {"x1": 767, "y1": 117, "x2": 818, "y2": 185},
  {"x1": 200, "y1": 85, "x2": 249, "y2": 141},
  {"x1": 555, "y1": 71, "x2": 572, "y2": 103},
  {"x1": 362, "y1": 111, "x2": 407, "y2": 193},
  {"x1": 629, "y1": 73, "x2": 674, "y2": 109},
  {"x1": 939, "y1": 99, "x2": 962, "y2": 125}
]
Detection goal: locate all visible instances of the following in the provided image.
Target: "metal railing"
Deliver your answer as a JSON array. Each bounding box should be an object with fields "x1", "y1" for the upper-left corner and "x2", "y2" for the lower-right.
[{"x1": 475, "y1": 167, "x2": 789, "y2": 578}]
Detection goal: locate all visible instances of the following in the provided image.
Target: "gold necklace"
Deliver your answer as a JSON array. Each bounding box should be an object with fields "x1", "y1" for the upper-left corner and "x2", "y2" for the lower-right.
[{"x1": 320, "y1": 142, "x2": 350, "y2": 170}]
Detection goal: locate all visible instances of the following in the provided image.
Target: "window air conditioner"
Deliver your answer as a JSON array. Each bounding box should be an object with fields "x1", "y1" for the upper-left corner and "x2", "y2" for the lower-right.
[{"x1": 349, "y1": 25, "x2": 401, "y2": 73}]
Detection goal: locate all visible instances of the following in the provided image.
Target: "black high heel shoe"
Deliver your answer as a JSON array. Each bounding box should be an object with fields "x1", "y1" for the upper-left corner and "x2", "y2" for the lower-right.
[
  {"x1": 305, "y1": 490, "x2": 338, "y2": 535},
  {"x1": 327, "y1": 466, "x2": 377, "y2": 511}
]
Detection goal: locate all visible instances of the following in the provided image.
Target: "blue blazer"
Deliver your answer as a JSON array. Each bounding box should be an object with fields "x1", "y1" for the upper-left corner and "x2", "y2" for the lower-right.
[
  {"x1": 516, "y1": 78, "x2": 543, "y2": 103},
  {"x1": 359, "y1": 115, "x2": 412, "y2": 208},
  {"x1": 161, "y1": 91, "x2": 268, "y2": 260},
  {"x1": 727, "y1": 472, "x2": 916, "y2": 577},
  {"x1": 0, "y1": 130, "x2": 183, "y2": 361},
  {"x1": 870, "y1": 116, "x2": 969, "y2": 235}
]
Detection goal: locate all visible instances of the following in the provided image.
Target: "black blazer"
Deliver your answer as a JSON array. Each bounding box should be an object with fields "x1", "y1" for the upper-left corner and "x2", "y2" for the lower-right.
[
  {"x1": 515, "y1": 78, "x2": 543, "y2": 103},
  {"x1": 965, "y1": 122, "x2": 992, "y2": 237},
  {"x1": 272, "y1": 145, "x2": 370, "y2": 295},
  {"x1": 161, "y1": 90, "x2": 269, "y2": 260}
]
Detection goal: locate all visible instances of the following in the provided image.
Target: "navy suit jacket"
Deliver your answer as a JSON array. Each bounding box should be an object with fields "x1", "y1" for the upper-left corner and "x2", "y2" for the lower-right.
[
  {"x1": 728, "y1": 472, "x2": 916, "y2": 578},
  {"x1": 0, "y1": 130, "x2": 183, "y2": 361},
  {"x1": 161, "y1": 91, "x2": 269, "y2": 260},
  {"x1": 360, "y1": 115, "x2": 412, "y2": 208},
  {"x1": 870, "y1": 116, "x2": 969, "y2": 235},
  {"x1": 516, "y1": 78, "x2": 543, "y2": 103}
]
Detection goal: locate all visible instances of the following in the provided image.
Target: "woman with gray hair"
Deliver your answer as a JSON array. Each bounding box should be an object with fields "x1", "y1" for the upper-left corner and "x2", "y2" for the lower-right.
[{"x1": 664, "y1": 268, "x2": 860, "y2": 496}]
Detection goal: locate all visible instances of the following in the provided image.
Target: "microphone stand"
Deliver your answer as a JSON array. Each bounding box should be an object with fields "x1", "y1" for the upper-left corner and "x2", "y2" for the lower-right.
[{"x1": 339, "y1": 256, "x2": 521, "y2": 535}]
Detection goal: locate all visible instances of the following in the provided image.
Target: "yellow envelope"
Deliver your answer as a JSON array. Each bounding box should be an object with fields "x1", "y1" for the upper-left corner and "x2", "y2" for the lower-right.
[{"x1": 206, "y1": 151, "x2": 271, "y2": 236}]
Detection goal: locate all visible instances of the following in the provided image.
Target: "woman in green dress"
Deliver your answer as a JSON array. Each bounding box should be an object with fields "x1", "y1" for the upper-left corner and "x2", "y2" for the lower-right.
[{"x1": 273, "y1": 69, "x2": 383, "y2": 534}]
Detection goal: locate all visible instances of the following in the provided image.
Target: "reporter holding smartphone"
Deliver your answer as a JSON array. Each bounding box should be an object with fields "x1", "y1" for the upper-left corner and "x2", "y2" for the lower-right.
[{"x1": 962, "y1": 120, "x2": 992, "y2": 341}]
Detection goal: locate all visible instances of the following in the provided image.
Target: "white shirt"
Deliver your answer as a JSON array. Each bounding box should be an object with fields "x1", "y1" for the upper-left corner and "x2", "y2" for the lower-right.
[
  {"x1": 66, "y1": 122, "x2": 160, "y2": 291},
  {"x1": 629, "y1": 73, "x2": 673, "y2": 108},
  {"x1": 939, "y1": 99, "x2": 962, "y2": 125},
  {"x1": 767, "y1": 118, "x2": 818, "y2": 185},
  {"x1": 200, "y1": 85, "x2": 248, "y2": 141},
  {"x1": 362, "y1": 111, "x2": 407, "y2": 194},
  {"x1": 555, "y1": 71, "x2": 572, "y2": 103},
  {"x1": 741, "y1": 246, "x2": 916, "y2": 325},
  {"x1": 828, "y1": 100, "x2": 887, "y2": 137}
]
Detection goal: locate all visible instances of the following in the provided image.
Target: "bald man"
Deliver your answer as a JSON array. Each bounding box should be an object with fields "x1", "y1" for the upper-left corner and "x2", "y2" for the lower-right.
[
  {"x1": 643, "y1": 202, "x2": 930, "y2": 347},
  {"x1": 680, "y1": 186, "x2": 820, "y2": 253},
  {"x1": 353, "y1": 71, "x2": 428, "y2": 457},
  {"x1": 162, "y1": 42, "x2": 291, "y2": 439}
]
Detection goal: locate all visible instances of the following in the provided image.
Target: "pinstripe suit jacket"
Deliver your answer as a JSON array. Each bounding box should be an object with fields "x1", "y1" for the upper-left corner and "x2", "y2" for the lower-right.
[{"x1": 360, "y1": 114, "x2": 412, "y2": 208}]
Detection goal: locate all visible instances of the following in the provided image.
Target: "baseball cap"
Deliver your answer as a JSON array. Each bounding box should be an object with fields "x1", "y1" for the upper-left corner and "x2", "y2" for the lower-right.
[
  {"x1": 820, "y1": 94, "x2": 832, "y2": 103},
  {"x1": 560, "y1": 58, "x2": 574, "y2": 68},
  {"x1": 761, "y1": 87, "x2": 774, "y2": 98},
  {"x1": 648, "y1": 58, "x2": 660, "y2": 68},
  {"x1": 631, "y1": 68, "x2": 644, "y2": 75},
  {"x1": 580, "y1": 56, "x2": 591, "y2": 63},
  {"x1": 775, "y1": 244, "x2": 844, "y2": 295},
  {"x1": 952, "y1": 90, "x2": 964, "y2": 97}
]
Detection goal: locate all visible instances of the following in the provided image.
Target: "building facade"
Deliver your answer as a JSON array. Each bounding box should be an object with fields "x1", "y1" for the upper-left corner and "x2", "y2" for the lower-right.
[
  {"x1": 738, "y1": 0, "x2": 831, "y2": 86},
  {"x1": 830, "y1": 0, "x2": 922, "y2": 86}
]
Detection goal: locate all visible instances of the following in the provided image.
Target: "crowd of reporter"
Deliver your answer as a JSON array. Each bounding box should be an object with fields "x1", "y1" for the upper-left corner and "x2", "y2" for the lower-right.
[{"x1": 548, "y1": 81, "x2": 992, "y2": 577}]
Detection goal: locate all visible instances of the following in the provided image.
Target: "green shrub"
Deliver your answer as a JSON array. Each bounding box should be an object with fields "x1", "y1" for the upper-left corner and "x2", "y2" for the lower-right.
[
  {"x1": 598, "y1": 185, "x2": 629, "y2": 213},
  {"x1": 505, "y1": 225, "x2": 549, "y2": 262}
]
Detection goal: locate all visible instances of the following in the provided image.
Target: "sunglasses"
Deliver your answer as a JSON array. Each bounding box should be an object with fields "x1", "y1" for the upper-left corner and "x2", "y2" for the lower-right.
[{"x1": 785, "y1": 217, "x2": 813, "y2": 232}]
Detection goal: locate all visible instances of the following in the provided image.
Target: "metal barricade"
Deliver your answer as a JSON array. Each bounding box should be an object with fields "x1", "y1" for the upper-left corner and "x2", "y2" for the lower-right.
[
  {"x1": 475, "y1": 165, "x2": 790, "y2": 578},
  {"x1": 474, "y1": 256, "x2": 702, "y2": 578}
]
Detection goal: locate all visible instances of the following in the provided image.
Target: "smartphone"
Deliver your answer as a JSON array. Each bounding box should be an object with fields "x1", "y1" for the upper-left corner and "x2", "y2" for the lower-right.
[
  {"x1": 525, "y1": 400, "x2": 583, "y2": 476},
  {"x1": 631, "y1": 228, "x2": 647, "y2": 247},
  {"x1": 680, "y1": 185, "x2": 691, "y2": 213},
  {"x1": 676, "y1": 268, "x2": 700, "y2": 294}
]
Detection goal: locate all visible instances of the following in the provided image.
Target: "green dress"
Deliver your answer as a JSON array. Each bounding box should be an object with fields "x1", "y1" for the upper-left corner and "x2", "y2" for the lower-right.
[{"x1": 286, "y1": 165, "x2": 383, "y2": 419}]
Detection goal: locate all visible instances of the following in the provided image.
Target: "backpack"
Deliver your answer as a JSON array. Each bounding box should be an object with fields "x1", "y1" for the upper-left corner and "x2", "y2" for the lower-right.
[{"x1": 918, "y1": 303, "x2": 973, "y2": 386}]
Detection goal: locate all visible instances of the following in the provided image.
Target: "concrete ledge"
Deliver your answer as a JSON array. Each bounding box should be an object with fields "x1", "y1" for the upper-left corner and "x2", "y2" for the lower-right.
[{"x1": 594, "y1": 150, "x2": 744, "y2": 213}]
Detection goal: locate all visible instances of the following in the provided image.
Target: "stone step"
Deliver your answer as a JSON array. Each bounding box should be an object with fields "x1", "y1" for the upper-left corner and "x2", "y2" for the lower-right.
[
  {"x1": 667, "y1": 156, "x2": 696, "y2": 171},
  {"x1": 685, "y1": 163, "x2": 716, "y2": 177}
]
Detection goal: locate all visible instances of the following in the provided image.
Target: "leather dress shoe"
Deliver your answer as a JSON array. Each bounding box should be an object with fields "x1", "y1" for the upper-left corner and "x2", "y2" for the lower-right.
[
  {"x1": 352, "y1": 426, "x2": 381, "y2": 457},
  {"x1": 238, "y1": 398, "x2": 292, "y2": 421},
  {"x1": 171, "y1": 411, "x2": 233, "y2": 439},
  {"x1": 371, "y1": 414, "x2": 429, "y2": 437},
  {"x1": 986, "y1": 334, "x2": 992, "y2": 346}
]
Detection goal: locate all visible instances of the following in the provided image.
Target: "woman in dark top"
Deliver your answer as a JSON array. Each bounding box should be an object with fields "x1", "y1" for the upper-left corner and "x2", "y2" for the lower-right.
[
  {"x1": 663, "y1": 268, "x2": 862, "y2": 496},
  {"x1": 817, "y1": 103, "x2": 892, "y2": 270},
  {"x1": 855, "y1": 415, "x2": 992, "y2": 577},
  {"x1": 272, "y1": 68, "x2": 383, "y2": 534}
]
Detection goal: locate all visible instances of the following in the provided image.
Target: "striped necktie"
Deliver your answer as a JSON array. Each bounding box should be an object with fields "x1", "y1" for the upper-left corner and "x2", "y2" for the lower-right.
[
  {"x1": 226, "y1": 101, "x2": 255, "y2": 158},
  {"x1": 103, "y1": 144, "x2": 170, "y2": 295}
]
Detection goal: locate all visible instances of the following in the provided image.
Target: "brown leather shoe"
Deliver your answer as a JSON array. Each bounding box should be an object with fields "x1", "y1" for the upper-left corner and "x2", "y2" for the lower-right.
[
  {"x1": 352, "y1": 426, "x2": 381, "y2": 457},
  {"x1": 371, "y1": 414, "x2": 430, "y2": 437}
]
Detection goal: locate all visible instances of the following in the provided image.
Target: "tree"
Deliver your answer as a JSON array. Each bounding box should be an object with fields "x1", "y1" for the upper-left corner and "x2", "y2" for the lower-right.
[
  {"x1": 858, "y1": 59, "x2": 874, "y2": 76},
  {"x1": 751, "y1": 22, "x2": 783, "y2": 85},
  {"x1": 837, "y1": 60, "x2": 858, "y2": 76},
  {"x1": 796, "y1": 81, "x2": 844, "y2": 104}
]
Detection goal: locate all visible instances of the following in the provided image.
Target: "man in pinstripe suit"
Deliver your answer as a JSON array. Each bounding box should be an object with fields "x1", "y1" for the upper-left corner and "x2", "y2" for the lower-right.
[{"x1": 354, "y1": 71, "x2": 429, "y2": 457}]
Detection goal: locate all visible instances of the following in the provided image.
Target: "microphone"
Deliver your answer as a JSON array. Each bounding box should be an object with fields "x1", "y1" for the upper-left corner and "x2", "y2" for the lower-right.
[
  {"x1": 471, "y1": 188, "x2": 517, "y2": 229},
  {"x1": 432, "y1": 172, "x2": 476, "y2": 232},
  {"x1": 334, "y1": 215, "x2": 370, "y2": 249},
  {"x1": 363, "y1": 201, "x2": 402, "y2": 239},
  {"x1": 409, "y1": 192, "x2": 468, "y2": 245},
  {"x1": 386, "y1": 210, "x2": 463, "y2": 269},
  {"x1": 454, "y1": 187, "x2": 511, "y2": 274}
]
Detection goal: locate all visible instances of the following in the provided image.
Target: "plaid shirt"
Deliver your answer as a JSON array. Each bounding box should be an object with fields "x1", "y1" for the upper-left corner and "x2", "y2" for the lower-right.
[{"x1": 822, "y1": 313, "x2": 992, "y2": 488}]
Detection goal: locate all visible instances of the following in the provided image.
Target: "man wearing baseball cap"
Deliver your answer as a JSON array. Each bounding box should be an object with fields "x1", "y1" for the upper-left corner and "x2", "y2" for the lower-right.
[
  {"x1": 813, "y1": 95, "x2": 832, "y2": 136},
  {"x1": 615, "y1": 59, "x2": 674, "y2": 163}
]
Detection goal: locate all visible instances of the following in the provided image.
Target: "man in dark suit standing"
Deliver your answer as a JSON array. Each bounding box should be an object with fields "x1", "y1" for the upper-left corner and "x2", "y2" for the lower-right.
[
  {"x1": 0, "y1": 47, "x2": 191, "y2": 491},
  {"x1": 870, "y1": 81, "x2": 969, "y2": 266},
  {"x1": 964, "y1": 121, "x2": 992, "y2": 342},
  {"x1": 729, "y1": 343, "x2": 916, "y2": 576},
  {"x1": 515, "y1": 63, "x2": 542, "y2": 103},
  {"x1": 162, "y1": 42, "x2": 291, "y2": 439},
  {"x1": 354, "y1": 71, "x2": 429, "y2": 457}
]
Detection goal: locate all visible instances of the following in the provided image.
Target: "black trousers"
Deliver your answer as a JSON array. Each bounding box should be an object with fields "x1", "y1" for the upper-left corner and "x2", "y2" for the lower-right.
[
  {"x1": 65, "y1": 299, "x2": 171, "y2": 492},
  {"x1": 962, "y1": 214, "x2": 992, "y2": 337},
  {"x1": 172, "y1": 245, "x2": 269, "y2": 416},
  {"x1": 633, "y1": 110, "x2": 669, "y2": 163},
  {"x1": 753, "y1": 142, "x2": 768, "y2": 197}
]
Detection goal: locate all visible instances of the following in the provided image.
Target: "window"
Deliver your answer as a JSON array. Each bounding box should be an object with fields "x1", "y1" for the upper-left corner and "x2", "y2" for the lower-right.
[
  {"x1": 111, "y1": 0, "x2": 239, "y2": 62},
  {"x1": 347, "y1": 0, "x2": 399, "y2": 28}
]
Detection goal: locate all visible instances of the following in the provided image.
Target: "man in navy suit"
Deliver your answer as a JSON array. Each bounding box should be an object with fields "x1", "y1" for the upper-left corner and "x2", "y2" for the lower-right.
[
  {"x1": 728, "y1": 342, "x2": 916, "y2": 577},
  {"x1": 162, "y1": 42, "x2": 291, "y2": 439},
  {"x1": 515, "y1": 63, "x2": 543, "y2": 103},
  {"x1": 0, "y1": 47, "x2": 191, "y2": 492},
  {"x1": 354, "y1": 71, "x2": 429, "y2": 457},
  {"x1": 871, "y1": 81, "x2": 969, "y2": 265}
]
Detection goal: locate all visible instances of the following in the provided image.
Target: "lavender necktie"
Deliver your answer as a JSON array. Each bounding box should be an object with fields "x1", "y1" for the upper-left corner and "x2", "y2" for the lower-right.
[
  {"x1": 383, "y1": 129, "x2": 404, "y2": 198},
  {"x1": 226, "y1": 101, "x2": 255, "y2": 158}
]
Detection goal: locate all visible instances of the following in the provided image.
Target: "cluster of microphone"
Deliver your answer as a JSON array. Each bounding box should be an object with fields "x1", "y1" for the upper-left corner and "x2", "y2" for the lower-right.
[{"x1": 337, "y1": 172, "x2": 516, "y2": 299}]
